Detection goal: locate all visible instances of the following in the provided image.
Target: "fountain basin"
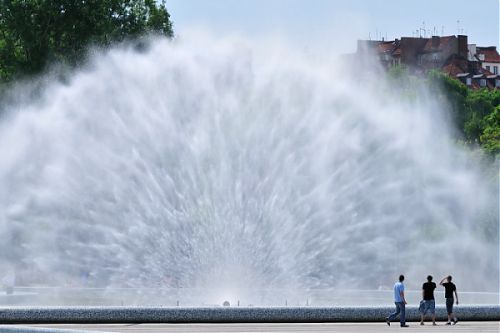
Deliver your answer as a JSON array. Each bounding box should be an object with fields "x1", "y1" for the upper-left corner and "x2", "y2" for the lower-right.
[{"x1": 0, "y1": 305, "x2": 498, "y2": 324}]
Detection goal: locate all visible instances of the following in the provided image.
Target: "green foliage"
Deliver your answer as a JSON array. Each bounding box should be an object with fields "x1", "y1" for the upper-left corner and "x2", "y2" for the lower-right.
[
  {"x1": 386, "y1": 64, "x2": 420, "y2": 102},
  {"x1": 387, "y1": 64, "x2": 407, "y2": 79},
  {"x1": 464, "y1": 89, "x2": 500, "y2": 145},
  {"x1": 426, "y1": 70, "x2": 499, "y2": 156},
  {"x1": 0, "y1": 0, "x2": 173, "y2": 81},
  {"x1": 426, "y1": 70, "x2": 468, "y2": 136},
  {"x1": 480, "y1": 106, "x2": 500, "y2": 155}
]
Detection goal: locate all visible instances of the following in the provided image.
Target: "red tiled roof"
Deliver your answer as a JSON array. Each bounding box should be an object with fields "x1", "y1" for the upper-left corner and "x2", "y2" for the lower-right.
[
  {"x1": 476, "y1": 47, "x2": 500, "y2": 63},
  {"x1": 441, "y1": 55, "x2": 468, "y2": 76},
  {"x1": 480, "y1": 67, "x2": 494, "y2": 75},
  {"x1": 470, "y1": 75, "x2": 496, "y2": 90},
  {"x1": 442, "y1": 62, "x2": 466, "y2": 76},
  {"x1": 376, "y1": 41, "x2": 397, "y2": 53},
  {"x1": 423, "y1": 36, "x2": 454, "y2": 52}
]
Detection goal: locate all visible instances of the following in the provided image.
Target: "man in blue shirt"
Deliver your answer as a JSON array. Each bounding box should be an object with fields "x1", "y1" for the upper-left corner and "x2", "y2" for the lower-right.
[{"x1": 386, "y1": 275, "x2": 409, "y2": 327}]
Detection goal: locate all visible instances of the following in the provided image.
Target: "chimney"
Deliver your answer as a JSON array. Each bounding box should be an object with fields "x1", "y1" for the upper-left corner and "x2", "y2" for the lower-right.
[
  {"x1": 458, "y1": 35, "x2": 468, "y2": 58},
  {"x1": 468, "y1": 44, "x2": 477, "y2": 61}
]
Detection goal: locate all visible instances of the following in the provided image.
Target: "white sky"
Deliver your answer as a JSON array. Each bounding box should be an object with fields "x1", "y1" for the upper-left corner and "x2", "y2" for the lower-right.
[{"x1": 165, "y1": 0, "x2": 500, "y2": 53}]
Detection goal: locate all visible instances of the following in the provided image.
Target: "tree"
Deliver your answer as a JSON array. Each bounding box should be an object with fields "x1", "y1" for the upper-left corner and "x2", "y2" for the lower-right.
[
  {"x1": 480, "y1": 106, "x2": 500, "y2": 155},
  {"x1": 0, "y1": 0, "x2": 173, "y2": 81},
  {"x1": 464, "y1": 88, "x2": 500, "y2": 144},
  {"x1": 426, "y1": 70, "x2": 468, "y2": 137},
  {"x1": 425, "y1": 70, "x2": 499, "y2": 156}
]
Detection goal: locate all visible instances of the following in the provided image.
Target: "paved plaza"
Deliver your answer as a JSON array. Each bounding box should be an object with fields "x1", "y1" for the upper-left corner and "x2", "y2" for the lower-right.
[{"x1": 14, "y1": 322, "x2": 500, "y2": 333}]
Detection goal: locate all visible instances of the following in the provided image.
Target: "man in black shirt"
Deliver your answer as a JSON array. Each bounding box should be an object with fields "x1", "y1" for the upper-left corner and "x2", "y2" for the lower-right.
[
  {"x1": 420, "y1": 275, "x2": 436, "y2": 325},
  {"x1": 440, "y1": 275, "x2": 459, "y2": 325}
]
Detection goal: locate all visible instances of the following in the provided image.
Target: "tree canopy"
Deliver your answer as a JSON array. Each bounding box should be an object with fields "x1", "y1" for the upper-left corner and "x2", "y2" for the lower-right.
[
  {"x1": 388, "y1": 67, "x2": 499, "y2": 156},
  {"x1": 420, "y1": 70, "x2": 500, "y2": 156},
  {"x1": 0, "y1": 0, "x2": 173, "y2": 81}
]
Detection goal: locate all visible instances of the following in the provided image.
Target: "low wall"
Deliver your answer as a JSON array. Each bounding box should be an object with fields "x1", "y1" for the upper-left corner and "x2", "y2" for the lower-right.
[
  {"x1": 0, "y1": 327, "x2": 105, "y2": 333},
  {"x1": 0, "y1": 305, "x2": 498, "y2": 324}
]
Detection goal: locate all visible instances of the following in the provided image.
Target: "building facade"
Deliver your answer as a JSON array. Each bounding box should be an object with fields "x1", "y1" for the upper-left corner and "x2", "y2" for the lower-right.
[{"x1": 356, "y1": 35, "x2": 500, "y2": 90}]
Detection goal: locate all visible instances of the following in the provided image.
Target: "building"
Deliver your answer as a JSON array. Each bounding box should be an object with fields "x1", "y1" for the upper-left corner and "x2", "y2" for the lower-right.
[
  {"x1": 475, "y1": 46, "x2": 500, "y2": 75},
  {"x1": 356, "y1": 35, "x2": 500, "y2": 90}
]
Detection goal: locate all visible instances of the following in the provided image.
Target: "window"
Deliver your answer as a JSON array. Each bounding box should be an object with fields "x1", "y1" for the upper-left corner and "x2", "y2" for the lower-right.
[
  {"x1": 494, "y1": 66, "x2": 498, "y2": 74},
  {"x1": 496, "y1": 80, "x2": 500, "y2": 88},
  {"x1": 466, "y1": 78, "x2": 472, "y2": 86},
  {"x1": 486, "y1": 65, "x2": 491, "y2": 72},
  {"x1": 480, "y1": 79, "x2": 486, "y2": 87}
]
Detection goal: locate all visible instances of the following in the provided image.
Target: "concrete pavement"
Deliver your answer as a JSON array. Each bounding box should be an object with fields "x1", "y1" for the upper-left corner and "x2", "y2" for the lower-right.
[{"x1": 10, "y1": 322, "x2": 500, "y2": 333}]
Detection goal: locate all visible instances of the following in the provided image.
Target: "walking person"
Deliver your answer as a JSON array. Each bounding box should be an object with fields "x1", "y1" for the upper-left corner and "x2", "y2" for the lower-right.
[
  {"x1": 386, "y1": 275, "x2": 409, "y2": 327},
  {"x1": 419, "y1": 275, "x2": 436, "y2": 325},
  {"x1": 440, "y1": 275, "x2": 459, "y2": 325}
]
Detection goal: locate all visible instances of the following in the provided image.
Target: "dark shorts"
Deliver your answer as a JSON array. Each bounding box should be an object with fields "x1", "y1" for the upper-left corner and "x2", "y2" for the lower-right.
[
  {"x1": 446, "y1": 298, "x2": 454, "y2": 314},
  {"x1": 420, "y1": 299, "x2": 435, "y2": 315}
]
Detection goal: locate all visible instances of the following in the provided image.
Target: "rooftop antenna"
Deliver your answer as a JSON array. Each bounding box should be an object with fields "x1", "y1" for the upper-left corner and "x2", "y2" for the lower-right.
[
  {"x1": 423, "y1": 21, "x2": 426, "y2": 37},
  {"x1": 441, "y1": 26, "x2": 444, "y2": 36},
  {"x1": 457, "y1": 20, "x2": 460, "y2": 35},
  {"x1": 433, "y1": 26, "x2": 436, "y2": 36}
]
